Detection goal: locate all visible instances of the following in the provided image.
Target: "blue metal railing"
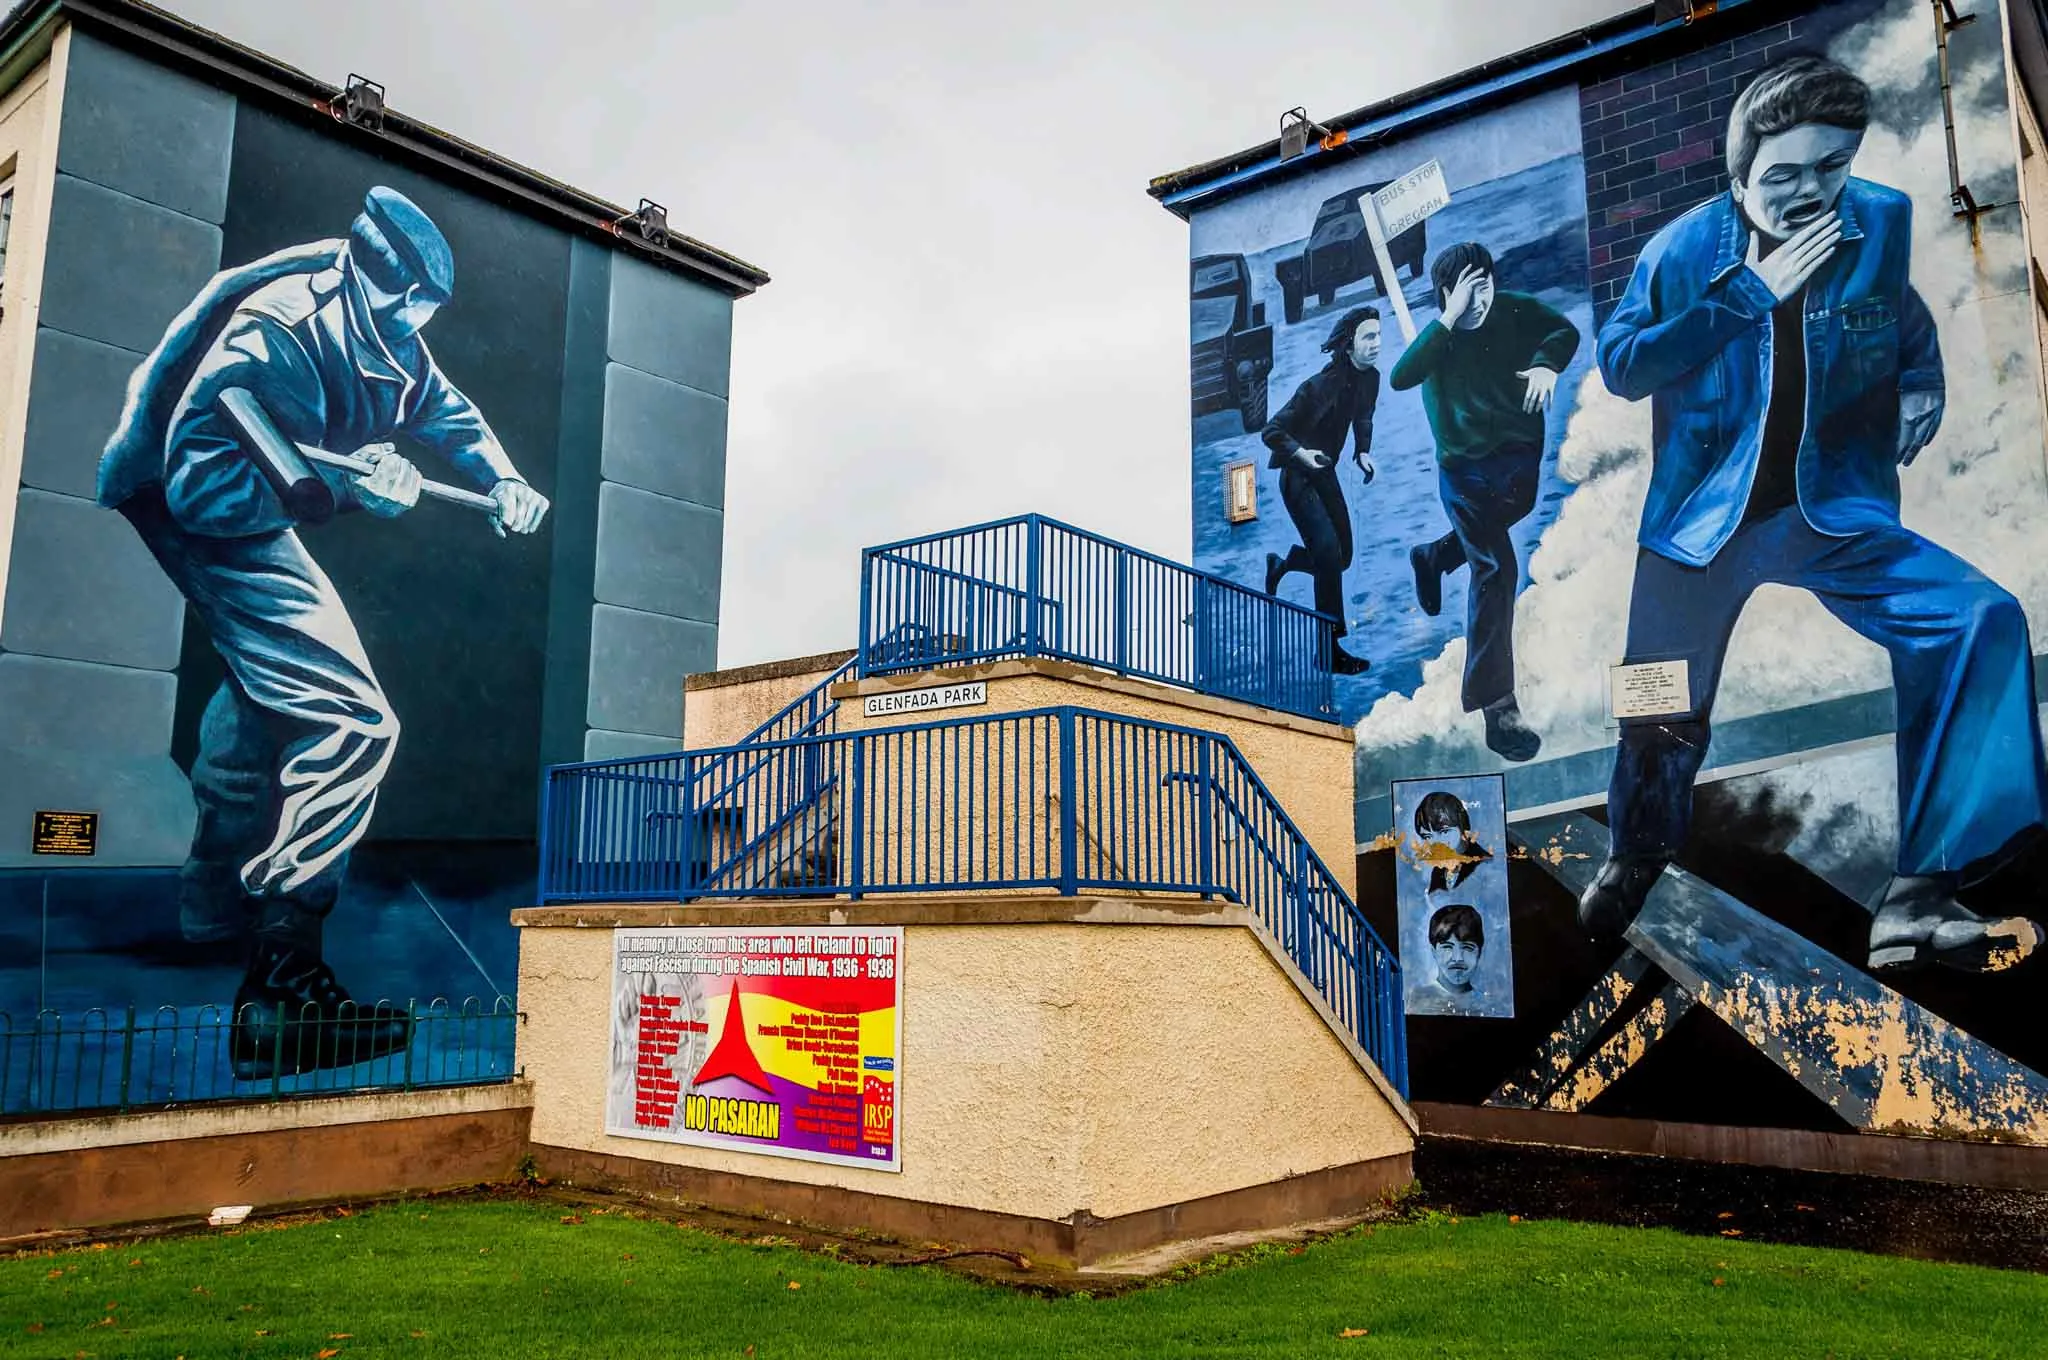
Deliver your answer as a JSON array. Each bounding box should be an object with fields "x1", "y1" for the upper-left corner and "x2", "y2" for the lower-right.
[
  {"x1": 1, "y1": 997, "x2": 521, "y2": 1118},
  {"x1": 857, "y1": 515, "x2": 1338, "y2": 721},
  {"x1": 616, "y1": 657, "x2": 858, "y2": 899},
  {"x1": 539, "y1": 706, "x2": 1405, "y2": 1092},
  {"x1": 732, "y1": 655, "x2": 856, "y2": 747}
]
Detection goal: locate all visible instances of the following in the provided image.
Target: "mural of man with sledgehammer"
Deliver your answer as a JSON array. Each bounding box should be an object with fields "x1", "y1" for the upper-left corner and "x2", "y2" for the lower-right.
[
  {"x1": 1584, "y1": 55, "x2": 2046, "y2": 974},
  {"x1": 95, "y1": 186, "x2": 550, "y2": 1076}
]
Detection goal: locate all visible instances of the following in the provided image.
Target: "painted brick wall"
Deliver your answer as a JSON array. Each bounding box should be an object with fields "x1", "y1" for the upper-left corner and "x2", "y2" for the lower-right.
[{"x1": 1579, "y1": 12, "x2": 1829, "y2": 321}]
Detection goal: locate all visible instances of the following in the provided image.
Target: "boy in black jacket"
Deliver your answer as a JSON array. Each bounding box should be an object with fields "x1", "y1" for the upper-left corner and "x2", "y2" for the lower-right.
[{"x1": 1261, "y1": 305, "x2": 1382, "y2": 675}]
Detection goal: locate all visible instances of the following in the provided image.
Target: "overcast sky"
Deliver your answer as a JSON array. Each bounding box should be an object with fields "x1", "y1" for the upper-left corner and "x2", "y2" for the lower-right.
[{"x1": 169, "y1": 0, "x2": 1636, "y2": 667}]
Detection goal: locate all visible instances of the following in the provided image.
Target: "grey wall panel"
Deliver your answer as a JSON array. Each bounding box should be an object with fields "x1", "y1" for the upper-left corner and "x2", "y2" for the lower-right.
[
  {"x1": 38, "y1": 175, "x2": 223, "y2": 355},
  {"x1": 600, "y1": 362, "x2": 727, "y2": 506},
  {"x1": 584, "y1": 603, "x2": 716, "y2": 738},
  {"x1": 57, "y1": 29, "x2": 235, "y2": 224},
  {"x1": 592, "y1": 481, "x2": 722, "y2": 623},
  {"x1": 606, "y1": 252, "x2": 733, "y2": 397},
  {"x1": 19, "y1": 329, "x2": 141, "y2": 499},
  {"x1": 0, "y1": 489, "x2": 183, "y2": 669}
]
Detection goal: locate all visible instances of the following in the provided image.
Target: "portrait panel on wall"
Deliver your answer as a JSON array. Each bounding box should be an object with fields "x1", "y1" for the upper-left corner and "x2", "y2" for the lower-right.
[{"x1": 1393, "y1": 774, "x2": 1512, "y2": 1019}]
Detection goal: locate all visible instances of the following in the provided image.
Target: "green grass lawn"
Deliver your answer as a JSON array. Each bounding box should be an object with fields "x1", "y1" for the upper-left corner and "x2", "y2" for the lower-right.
[{"x1": 2, "y1": 1196, "x2": 2040, "y2": 1359}]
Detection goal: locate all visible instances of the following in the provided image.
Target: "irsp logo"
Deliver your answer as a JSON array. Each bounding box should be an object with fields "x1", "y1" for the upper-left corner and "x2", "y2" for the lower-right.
[{"x1": 861, "y1": 1075, "x2": 895, "y2": 1145}]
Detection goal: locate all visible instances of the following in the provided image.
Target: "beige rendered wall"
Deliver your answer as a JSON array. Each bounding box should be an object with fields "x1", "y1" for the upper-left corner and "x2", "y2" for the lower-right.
[
  {"x1": 0, "y1": 26, "x2": 68, "y2": 638},
  {"x1": 834, "y1": 660, "x2": 1357, "y2": 889},
  {"x1": 682, "y1": 649, "x2": 856, "y2": 749},
  {"x1": 515, "y1": 913, "x2": 1410, "y2": 1224}
]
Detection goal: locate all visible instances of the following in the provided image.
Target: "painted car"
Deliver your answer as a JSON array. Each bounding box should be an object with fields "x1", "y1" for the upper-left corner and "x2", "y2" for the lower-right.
[
  {"x1": 1190, "y1": 253, "x2": 1274, "y2": 432},
  {"x1": 1274, "y1": 182, "x2": 1428, "y2": 324}
]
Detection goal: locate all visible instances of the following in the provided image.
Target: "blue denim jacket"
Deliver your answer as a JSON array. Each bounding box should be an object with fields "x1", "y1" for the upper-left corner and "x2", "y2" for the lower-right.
[{"x1": 1597, "y1": 180, "x2": 1942, "y2": 567}]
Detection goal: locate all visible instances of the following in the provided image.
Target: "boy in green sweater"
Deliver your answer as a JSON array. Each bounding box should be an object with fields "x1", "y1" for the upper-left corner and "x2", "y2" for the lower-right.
[{"x1": 1389, "y1": 241, "x2": 1579, "y2": 762}]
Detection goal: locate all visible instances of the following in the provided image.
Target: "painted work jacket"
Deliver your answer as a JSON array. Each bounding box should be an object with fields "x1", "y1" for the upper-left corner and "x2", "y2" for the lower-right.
[
  {"x1": 1261, "y1": 357, "x2": 1378, "y2": 470},
  {"x1": 98, "y1": 241, "x2": 516, "y2": 537},
  {"x1": 1596, "y1": 180, "x2": 1943, "y2": 567}
]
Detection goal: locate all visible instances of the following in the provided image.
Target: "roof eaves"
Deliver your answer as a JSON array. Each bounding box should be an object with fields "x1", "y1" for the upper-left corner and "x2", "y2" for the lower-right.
[
  {"x1": 15, "y1": 0, "x2": 770, "y2": 295},
  {"x1": 1146, "y1": 0, "x2": 1769, "y2": 220}
]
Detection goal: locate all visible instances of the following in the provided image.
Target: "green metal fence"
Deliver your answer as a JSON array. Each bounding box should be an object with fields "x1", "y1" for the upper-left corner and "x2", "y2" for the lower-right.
[{"x1": 0, "y1": 997, "x2": 521, "y2": 1118}]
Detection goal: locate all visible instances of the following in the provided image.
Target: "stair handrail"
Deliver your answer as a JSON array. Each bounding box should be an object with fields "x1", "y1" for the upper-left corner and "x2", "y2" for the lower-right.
[{"x1": 544, "y1": 705, "x2": 1405, "y2": 1091}]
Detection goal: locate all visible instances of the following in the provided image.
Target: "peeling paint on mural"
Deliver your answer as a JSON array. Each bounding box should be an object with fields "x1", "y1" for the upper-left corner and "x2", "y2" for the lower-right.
[{"x1": 1185, "y1": 0, "x2": 2048, "y2": 1141}]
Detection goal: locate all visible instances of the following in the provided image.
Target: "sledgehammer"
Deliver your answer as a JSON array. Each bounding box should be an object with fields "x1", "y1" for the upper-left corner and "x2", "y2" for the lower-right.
[{"x1": 219, "y1": 385, "x2": 498, "y2": 520}]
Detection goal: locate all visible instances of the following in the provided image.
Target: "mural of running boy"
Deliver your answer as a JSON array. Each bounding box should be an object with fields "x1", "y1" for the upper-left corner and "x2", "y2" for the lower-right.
[
  {"x1": 1581, "y1": 54, "x2": 2047, "y2": 975},
  {"x1": 1260, "y1": 305, "x2": 1382, "y2": 675},
  {"x1": 1391, "y1": 243, "x2": 1580, "y2": 761}
]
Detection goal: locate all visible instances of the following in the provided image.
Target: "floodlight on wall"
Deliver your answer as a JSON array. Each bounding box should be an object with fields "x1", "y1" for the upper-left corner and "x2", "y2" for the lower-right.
[
  {"x1": 332, "y1": 74, "x2": 386, "y2": 130},
  {"x1": 1279, "y1": 107, "x2": 1345, "y2": 162},
  {"x1": 615, "y1": 198, "x2": 670, "y2": 247}
]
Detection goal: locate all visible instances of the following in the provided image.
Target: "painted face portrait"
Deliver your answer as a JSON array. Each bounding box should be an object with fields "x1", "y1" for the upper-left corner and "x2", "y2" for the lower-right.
[
  {"x1": 1457, "y1": 271, "x2": 1495, "y2": 329},
  {"x1": 359, "y1": 270, "x2": 443, "y2": 339},
  {"x1": 1735, "y1": 122, "x2": 1863, "y2": 240},
  {"x1": 1433, "y1": 935, "x2": 1481, "y2": 992},
  {"x1": 1350, "y1": 318, "x2": 1382, "y2": 369}
]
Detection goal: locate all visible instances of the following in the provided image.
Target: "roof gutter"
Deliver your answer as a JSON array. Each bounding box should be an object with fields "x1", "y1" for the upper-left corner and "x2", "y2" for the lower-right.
[
  {"x1": 0, "y1": 0, "x2": 60, "y2": 99},
  {"x1": 0, "y1": 0, "x2": 769, "y2": 295},
  {"x1": 1147, "y1": 0, "x2": 1766, "y2": 219}
]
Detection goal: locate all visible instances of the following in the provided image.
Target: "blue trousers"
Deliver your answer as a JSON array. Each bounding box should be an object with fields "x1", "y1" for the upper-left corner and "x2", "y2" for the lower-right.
[
  {"x1": 120, "y1": 489, "x2": 398, "y2": 940},
  {"x1": 1420, "y1": 443, "x2": 1541, "y2": 711},
  {"x1": 1606, "y1": 506, "x2": 2048, "y2": 879}
]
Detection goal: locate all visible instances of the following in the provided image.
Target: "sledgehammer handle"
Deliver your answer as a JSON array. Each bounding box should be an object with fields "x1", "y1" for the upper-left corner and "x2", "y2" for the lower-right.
[{"x1": 296, "y1": 446, "x2": 500, "y2": 514}]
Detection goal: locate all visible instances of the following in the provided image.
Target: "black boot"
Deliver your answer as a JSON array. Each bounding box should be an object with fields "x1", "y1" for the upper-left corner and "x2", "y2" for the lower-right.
[
  {"x1": 1867, "y1": 875, "x2": 2045, "y2": 974},
  {"x1": 1410, "y1": 543, "x2": 1443, "y2": 617},
  {"x1": 1264, "y1": 552, "x2": 1286, "y2": 596},
  {"x1": 1482, "y1": 696, "x2": 1541, "y2": 762},
  {"x1": 1578, "y1": 854, "x2": 1668, "y2": 943},
  {"x1": 1332, "y1": 644, "x2": 1371, "y2": 675},
  {"x1": 231, "y1": 940, "x2": 414, "y2": 1080}
]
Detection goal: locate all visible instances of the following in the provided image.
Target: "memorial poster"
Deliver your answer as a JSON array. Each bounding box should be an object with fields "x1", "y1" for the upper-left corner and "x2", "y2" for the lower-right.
[{"x1": 605, "y1": 926, "x2": 903, "y2": 1171}]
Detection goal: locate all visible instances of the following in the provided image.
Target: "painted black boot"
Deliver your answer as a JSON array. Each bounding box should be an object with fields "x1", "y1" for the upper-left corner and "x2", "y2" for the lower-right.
[
  {"x1": 1578, "y1": 854, "x2": 1669, "y2": 944},
  {"x1": 230, "y1": 940, "x2": 413, "y2": 1080},
  {"x1": 1482, "y1": 696, "x2": 1541, "y2": 762},
  {"x1": 1410, "y1": 543, "x2": 1443, "y2": 617}
]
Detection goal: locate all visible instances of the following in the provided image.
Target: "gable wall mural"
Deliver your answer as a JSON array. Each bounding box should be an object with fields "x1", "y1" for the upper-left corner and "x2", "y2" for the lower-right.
[
  {"x1": 0, "y1": 27, "x2": 736, "y2": 1094},
  {"x1": 1186, "y1": 0, "x2": 2048, "y2": 1140}
]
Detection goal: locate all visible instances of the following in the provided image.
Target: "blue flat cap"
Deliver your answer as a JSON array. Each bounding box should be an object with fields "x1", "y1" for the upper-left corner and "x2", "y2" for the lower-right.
[{"x1": 351, "y1": 186, "x2": 454, "y2": 301}]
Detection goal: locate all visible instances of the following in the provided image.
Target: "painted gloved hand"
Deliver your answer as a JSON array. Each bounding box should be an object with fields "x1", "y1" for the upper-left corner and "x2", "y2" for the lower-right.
[
  {"x1": 490, "y1": 477, "x2": 550, "y2": 538},
  {"x1": 352, "y1": 444, "x2": 421, "y2": 518}
]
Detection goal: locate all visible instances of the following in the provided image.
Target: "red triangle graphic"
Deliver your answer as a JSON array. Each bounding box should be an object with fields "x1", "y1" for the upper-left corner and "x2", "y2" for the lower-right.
[{"x1": 692, "y1": 980, "x2": 773, "y2": 1096}]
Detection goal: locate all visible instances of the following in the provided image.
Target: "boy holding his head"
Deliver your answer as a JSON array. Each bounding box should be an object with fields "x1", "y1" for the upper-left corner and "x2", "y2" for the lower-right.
[{"x1": 1392, "y1": 243, "x2": 1580, "y2": 763}]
